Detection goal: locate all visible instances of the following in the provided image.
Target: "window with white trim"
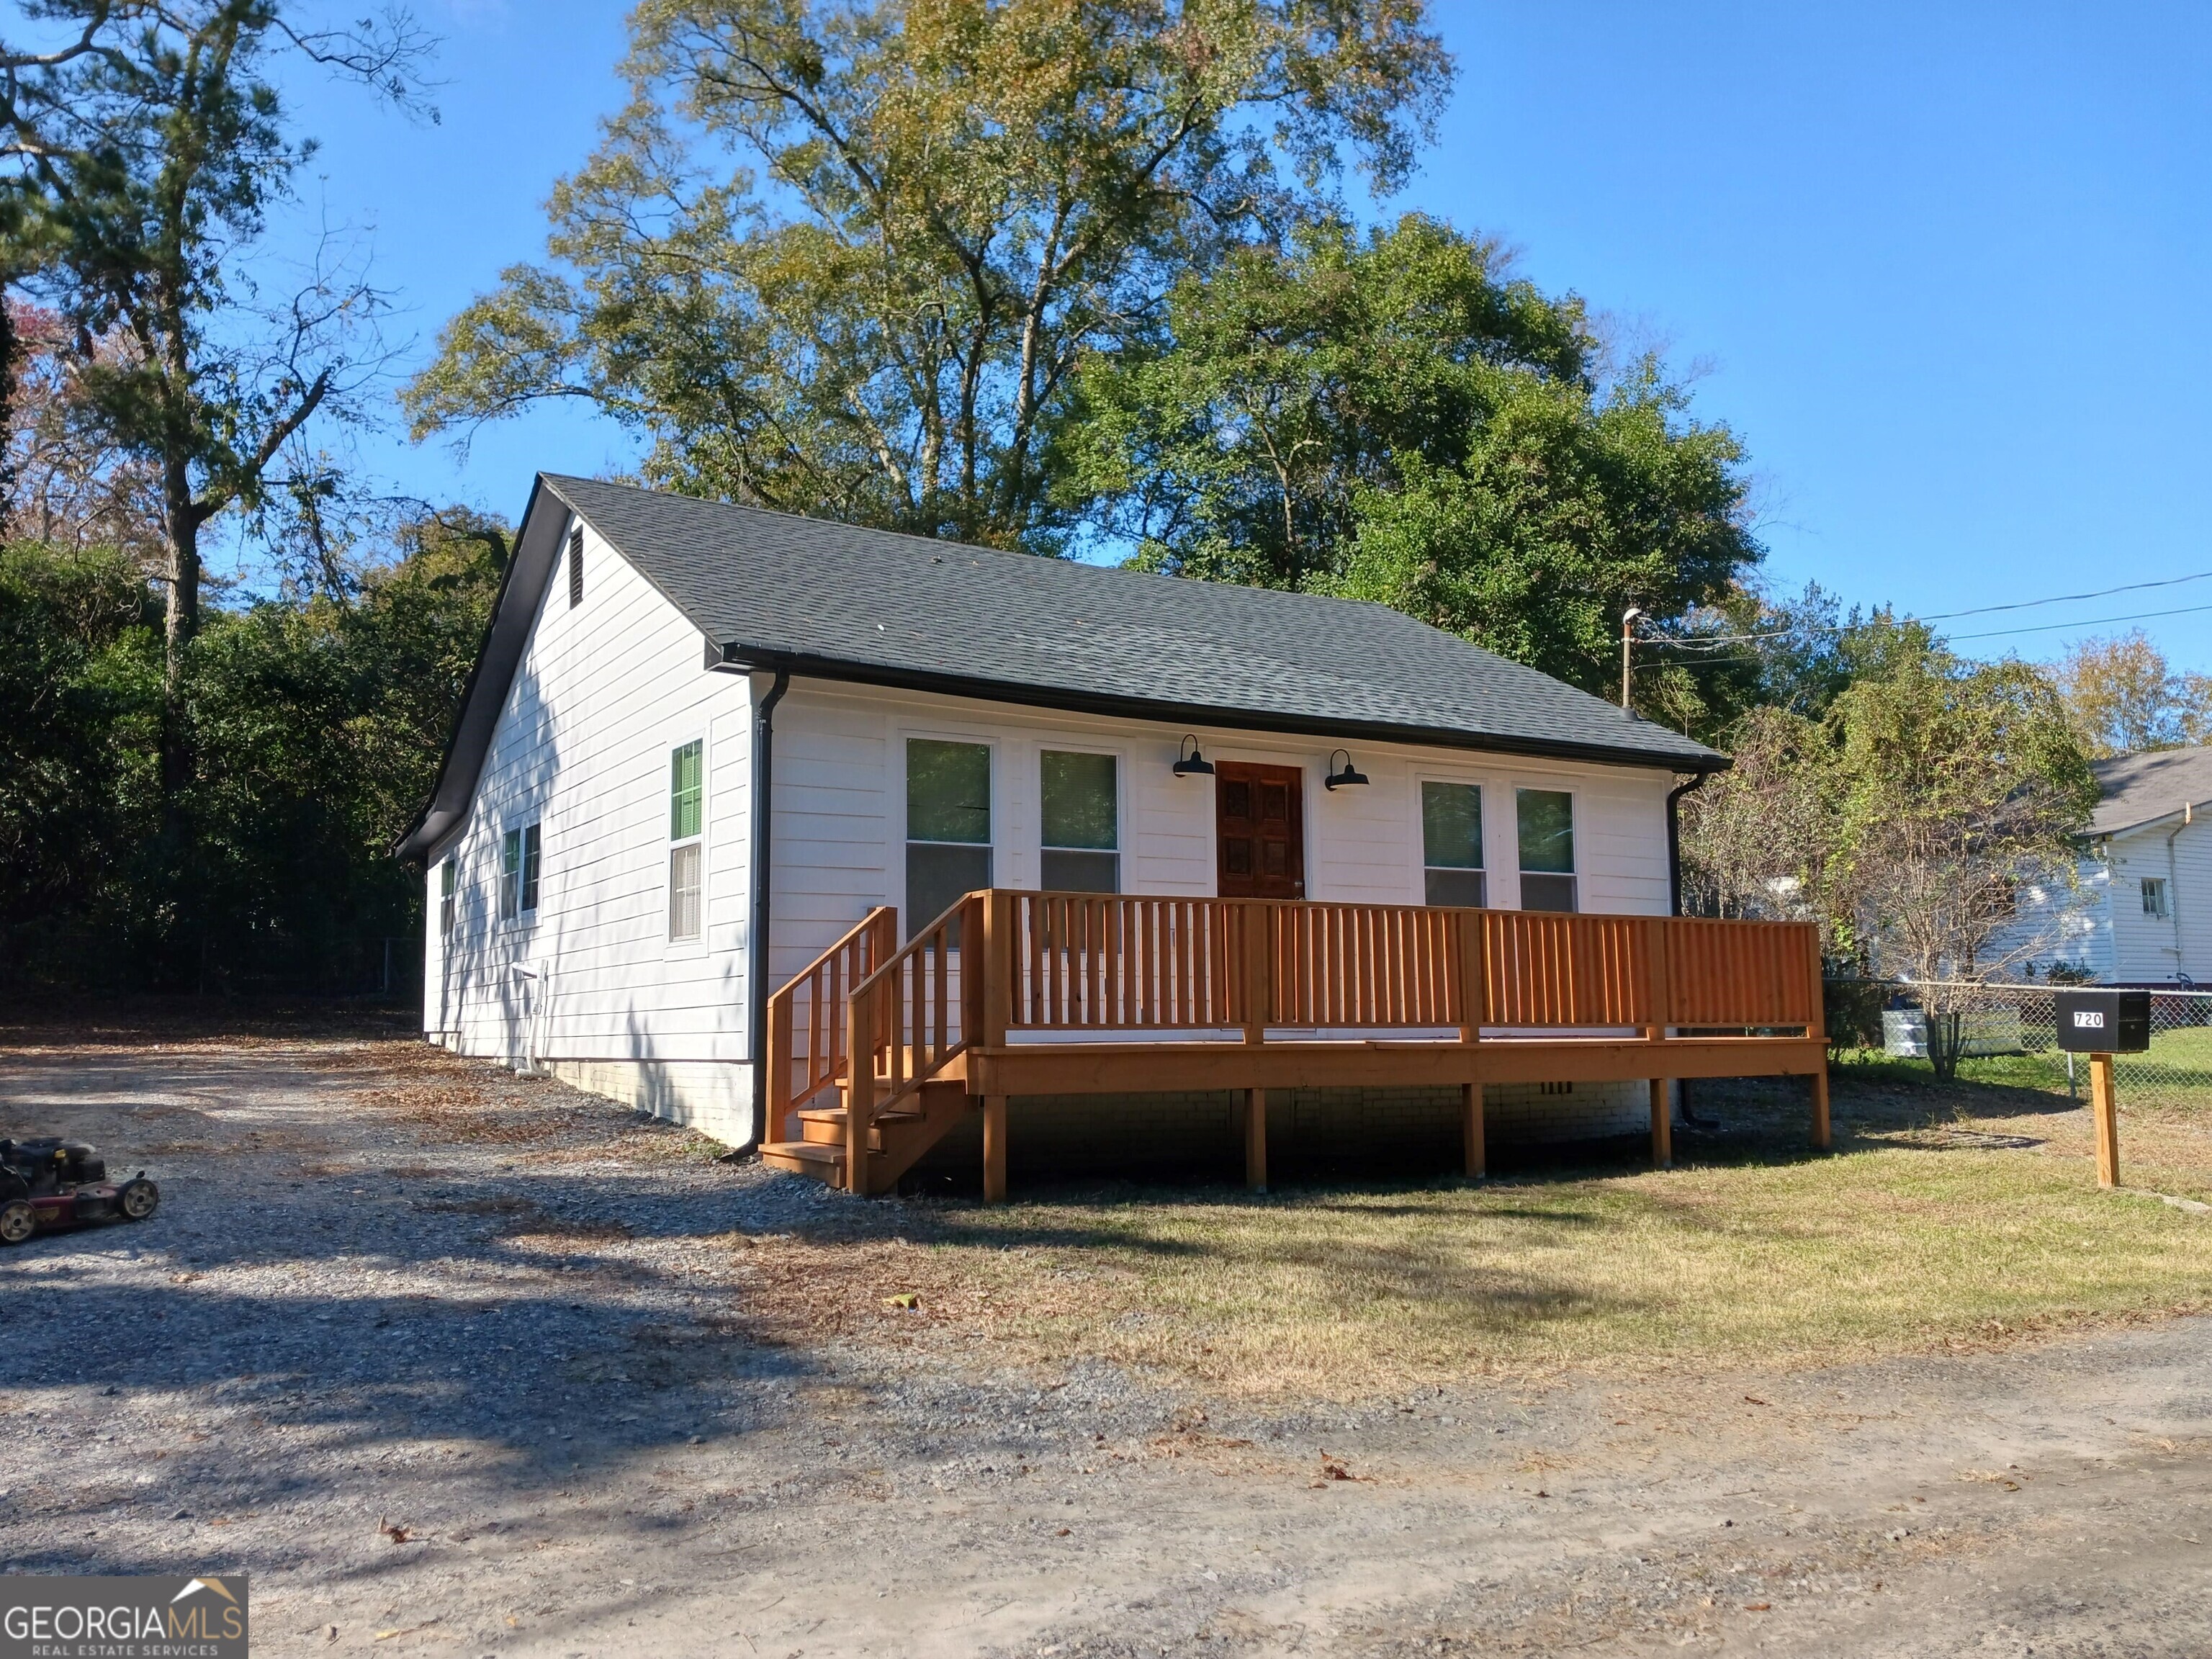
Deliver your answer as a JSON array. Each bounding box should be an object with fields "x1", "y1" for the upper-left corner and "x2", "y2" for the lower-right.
[
  {"x1": 907, "y1": 738, "x2": 991, "y2": 937},
  {"x1": 2142, "y1": 876, "x2": 2170, "y2": 920},
  {"x1": 1040, "y1": 750, "x2": 1118, "y2": 893},
  {"x1": 1421, "y1": 781, "x2": 1485, "y2": 907},
  {"x1": 1516, "y1": 788, "x2": 1576, "y2": 913},
  {"x1": 669, "y1": 741, "x2": 703, "y2": 942},
  {"x1": 439, "y1": 856, "x2": 457, "y2": 938},
  {"x1": 500, "y1": 823, "x2": 541, "y2": 922}
]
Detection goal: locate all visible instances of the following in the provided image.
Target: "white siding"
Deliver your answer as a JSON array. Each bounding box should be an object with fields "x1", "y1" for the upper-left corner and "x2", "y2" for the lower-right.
[
  {"x1": 767, "y1": 682, "x2": 1676, "y2": 985},
  {"x1": 426, "y1": 513, "x2": 755, "y2": 1097},
  {"x1": 2105, "y1": 816, "x2": 2212, "y2": 982},
  {"x1": 2006, "y1": 819, "x2": 2212, "y2": 986}
]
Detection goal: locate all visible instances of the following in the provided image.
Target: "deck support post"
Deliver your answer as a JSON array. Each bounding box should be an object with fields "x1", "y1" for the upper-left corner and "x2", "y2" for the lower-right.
[
  {"x1": 1649, "y1": 1078, "x2": 1672, "y2": 1169},
  {"x1": 2090, "y1": 1053, "x2": 2119, "y2": 1188},
  {"x1": 1244, "y1": 1087, "x2": 1267, "y2": 1193},
  {"x1": 983, "y1": 1093, "x2": 1008, "y2": 1203},
  {"x1": 1455, "y1": 911, "x2": 1487, "y2": 1182},
  {"x1": 1811, "y1": 1066, "x2": 1831, "y2": 1152}
]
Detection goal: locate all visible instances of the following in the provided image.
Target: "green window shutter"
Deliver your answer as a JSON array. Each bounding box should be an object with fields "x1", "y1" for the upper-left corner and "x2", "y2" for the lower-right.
[{"x1": 670, "y1": 742, "x2": 703, "y2": 841}]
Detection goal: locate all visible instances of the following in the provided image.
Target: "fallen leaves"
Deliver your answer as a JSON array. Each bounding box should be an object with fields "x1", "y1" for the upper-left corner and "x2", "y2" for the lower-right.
[
  {"x1": 1312, "y1": 1454, "x2": 1372, "y2": 1486},
  {"x1": 377, "y1": 1517, "x2": 416, "y2": 1545}
]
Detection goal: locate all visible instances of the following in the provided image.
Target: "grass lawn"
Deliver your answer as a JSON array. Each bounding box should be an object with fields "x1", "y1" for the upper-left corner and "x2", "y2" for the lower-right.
[{"x1": 747, "y1": 1066, "x2": 2212, "y2": 1398}]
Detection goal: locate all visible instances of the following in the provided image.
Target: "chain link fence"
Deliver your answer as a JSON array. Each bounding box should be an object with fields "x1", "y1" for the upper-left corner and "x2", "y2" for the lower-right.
[{"x1": 1826, "y1": 978, "x2": 2212, "y2": 1110}]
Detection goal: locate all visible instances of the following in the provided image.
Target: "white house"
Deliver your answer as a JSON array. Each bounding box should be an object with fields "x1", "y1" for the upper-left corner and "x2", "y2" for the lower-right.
[
  {"x1": 398, "y1": 475, "x2": 1742, "y2": 1161},
  {"x1": 2018, "y1": 746, "x2": 2212, "y2": 985}
]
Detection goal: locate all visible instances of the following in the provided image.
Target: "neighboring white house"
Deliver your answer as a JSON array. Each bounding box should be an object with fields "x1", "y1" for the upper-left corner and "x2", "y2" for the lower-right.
[
  {"x1": 2014, "y1": 746, "x2": 2212, "y2": 985},
  {"x1": 397, "y1": 474, "x2": 1727, "y2": 1148}
]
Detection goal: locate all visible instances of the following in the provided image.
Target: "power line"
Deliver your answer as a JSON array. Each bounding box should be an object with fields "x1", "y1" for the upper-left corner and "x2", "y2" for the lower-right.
[
  {"x1": 1635, "y1": 565, "x2": 2212, "y2": 649},
  {"x1": 1949, "y1": 599, "x2": 2212, "y2": 642}
]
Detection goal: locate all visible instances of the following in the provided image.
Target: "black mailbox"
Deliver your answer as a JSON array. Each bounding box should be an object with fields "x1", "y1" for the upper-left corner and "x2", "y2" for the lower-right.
[{"x1": 2053, "y1": 989, "x2": 2151, "y2": 1053}]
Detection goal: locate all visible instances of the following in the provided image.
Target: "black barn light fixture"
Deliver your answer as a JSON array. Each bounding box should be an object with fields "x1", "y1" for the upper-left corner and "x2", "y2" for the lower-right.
[
  {"x1": 1323, "y1": 748, "x2": 1370, "y2": 791},
  {"x1": 1172, "y1": 734, "x2": 1215, "y2": 778}
]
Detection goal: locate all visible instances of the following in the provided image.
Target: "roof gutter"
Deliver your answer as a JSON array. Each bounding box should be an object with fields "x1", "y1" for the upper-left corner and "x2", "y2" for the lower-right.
[{"x1": 714, "y1": 643, "x2": 1732, "y2": 776}]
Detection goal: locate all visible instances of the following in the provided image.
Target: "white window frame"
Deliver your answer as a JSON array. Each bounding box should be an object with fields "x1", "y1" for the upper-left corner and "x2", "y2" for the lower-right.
[
  {"x1": 499, "y1": 822, "x2": 541, "y2": 924},
  {"x1": 1038, "y1": 742, "x2": 1125, "y2": 894},
  {"x1": 899, "y1": 729, "x2": 997, "y2": 933},
  {"x1": 2141, "y1": 876, "x2": 2170, "y2": 920},
  {"x1": 1414, "y1": 773, "x2": 1488, "y2": 909},
  {"x1": 1512, "y1": 783, "x2": 1579, "y2": 914},
  {"x1": 668, "y1": 737, "x2": 706, "y2": 946},
  {"x1": 439, "y1": 855, "x2": 458, "y2": 939}
]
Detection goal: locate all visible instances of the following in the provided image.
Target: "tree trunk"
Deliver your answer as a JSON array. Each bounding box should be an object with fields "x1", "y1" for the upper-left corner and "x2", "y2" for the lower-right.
[
  {"x1": 0, "y1": 289, "x2": 17, "y2": 518},
  {"x1": 160, "y1": 459, "x2": 200, "y2": 801}
]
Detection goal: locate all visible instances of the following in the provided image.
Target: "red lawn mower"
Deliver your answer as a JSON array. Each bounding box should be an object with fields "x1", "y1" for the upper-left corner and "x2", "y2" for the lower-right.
[{"x1": 0, "y1": 1138, "x2": 159, "y2": 1244}]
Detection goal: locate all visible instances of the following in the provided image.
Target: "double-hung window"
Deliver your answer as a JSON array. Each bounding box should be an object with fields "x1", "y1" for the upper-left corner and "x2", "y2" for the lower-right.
[
  {"x1": 439, "y1": 857, "x2": 458, "y2": 938},
  {"x1": 669, "y1": 740, "x2": 703, "y2": 942},
  {"x1": 1421, "y1": 782, "x2": 1485, "y2": 907},
  {"x1": 907, "y1": 738, "x2": 991, "y2": 937},
  {"x1": 1040, "y1": 750, "x2": 1119, "y2": 893},
  {"x1": 500, "y1": 823, "x2": 541, "y2": 922},
  {"x1": 1516, "y1": 788, "x2": 1577, "y2": 913},
  {"x1": 2142, "y1": 876, "x2": 2171, "y2": 920}
]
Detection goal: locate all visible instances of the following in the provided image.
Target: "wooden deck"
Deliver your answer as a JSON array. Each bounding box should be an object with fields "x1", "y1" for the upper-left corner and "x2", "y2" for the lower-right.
[{"x1": 760, "y1": 891, "x2": 1828, "y2": 1197}]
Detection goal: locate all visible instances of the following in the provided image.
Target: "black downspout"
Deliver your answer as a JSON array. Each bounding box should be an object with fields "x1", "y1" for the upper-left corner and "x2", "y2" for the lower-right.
[
  {"x1": 1666, "y1": 772, "x2": 1709, "y2": 919},
  {"x1": 1666, "y1": 771, "x2": 1713, "y2": 1128},
  {"x1": 743, "y1": 670, "x2": 792, "y2": 1154}
]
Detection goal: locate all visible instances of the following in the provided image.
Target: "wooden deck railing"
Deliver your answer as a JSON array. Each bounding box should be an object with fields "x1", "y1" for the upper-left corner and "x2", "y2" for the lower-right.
[
  {"x1": 775, "y1": 891, "x2": 1824, "y2": 1190},
  {"x1": 763, "y1": 904, "x2": 897, "y2": 1142},
  {"x1": 988, "y1": 893, "x2": 1821, "y2": 1036}
]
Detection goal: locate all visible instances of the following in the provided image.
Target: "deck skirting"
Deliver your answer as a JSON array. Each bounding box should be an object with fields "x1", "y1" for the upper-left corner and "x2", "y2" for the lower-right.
[{"x1": 913, "y1": 1078, "x2": 1659, "y2": 1177}]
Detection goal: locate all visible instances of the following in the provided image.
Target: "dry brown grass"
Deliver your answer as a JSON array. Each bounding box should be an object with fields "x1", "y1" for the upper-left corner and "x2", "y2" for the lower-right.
[{"x1": 725, "y1": 1080, "x2": 2212, "y2": 1400}]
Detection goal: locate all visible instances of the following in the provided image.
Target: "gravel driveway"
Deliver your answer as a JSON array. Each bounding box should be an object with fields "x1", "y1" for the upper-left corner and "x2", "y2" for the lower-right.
[{"x1": 1, "y1": 1024, "x2": 2208, "y2": 1658}]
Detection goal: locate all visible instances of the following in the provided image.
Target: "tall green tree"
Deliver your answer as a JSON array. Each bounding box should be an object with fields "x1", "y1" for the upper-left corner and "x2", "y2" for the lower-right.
[
  {"x1": 0, "y1": 0, "x2": 431, "y2": 794},
  {"x1": 0, "y1": 508, "x2": 505, "y2": 991},
  {"x1": 405, "y1": 0, "x2": 1452, "y2": 547},
  {"x1": 1682, "y1": 629, "x2": 2098, "y2": 1041},
  {"x1": 2049, "y1": 629, "x2": 2212, "y2": 758},
  {"x1": 0, "y1": 537, "x2": 160, "y2": 967},
  {"x1": 1067, "y1": 215, "x2": 1762, "y2": 705}
]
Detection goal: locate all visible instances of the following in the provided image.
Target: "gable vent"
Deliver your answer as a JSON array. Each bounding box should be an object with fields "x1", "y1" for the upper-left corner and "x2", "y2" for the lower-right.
[{"x1": 568, "y1": 527, "x2": 584, "y2": 608}]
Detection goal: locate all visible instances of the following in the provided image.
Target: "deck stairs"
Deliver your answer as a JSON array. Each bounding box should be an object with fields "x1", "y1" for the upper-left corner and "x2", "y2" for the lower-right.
[{"x1": 760, "y1": 1071, "x2": 975, "y2": 1191}]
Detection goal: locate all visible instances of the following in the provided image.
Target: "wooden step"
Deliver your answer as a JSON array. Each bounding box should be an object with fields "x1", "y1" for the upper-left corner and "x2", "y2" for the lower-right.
[
  {"x1": 796, "y1": 1105, "x2": 922, "y2": 1149},
  {"x1": 765, "y1": 1079, "x2": 981, "y2": 1195},
  {"x1": 760, "y1": 1140, "x2": 850, "y2": 1182}
]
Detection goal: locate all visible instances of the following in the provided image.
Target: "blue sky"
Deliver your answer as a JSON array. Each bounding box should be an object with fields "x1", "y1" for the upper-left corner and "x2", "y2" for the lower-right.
[{"x1": 278, "y1": 0, "x2": 2212, "y2": 664}]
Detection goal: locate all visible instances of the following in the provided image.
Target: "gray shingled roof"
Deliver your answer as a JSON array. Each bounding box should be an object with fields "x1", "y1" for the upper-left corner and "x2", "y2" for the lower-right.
[
  {"x1": 395, "y1": 474, "x2": 1727, "y2": 860},
  {"x1": 541, "y1": 474, "x2": 1725, "y2": 772},
  {"x1": 2090, "y1": 745, "x2": 2212, "y2": 835}
]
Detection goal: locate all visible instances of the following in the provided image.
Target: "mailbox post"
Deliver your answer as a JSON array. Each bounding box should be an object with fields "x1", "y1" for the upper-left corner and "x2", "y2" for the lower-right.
[{"x1": 2053, "y1": 990, "x2": 2152, "y2": 1189}]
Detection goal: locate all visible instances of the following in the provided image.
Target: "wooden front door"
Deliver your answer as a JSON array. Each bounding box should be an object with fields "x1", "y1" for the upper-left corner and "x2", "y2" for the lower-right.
[{"x1": 1216, "y1": 763, "x2": 1305, "y2": 899}]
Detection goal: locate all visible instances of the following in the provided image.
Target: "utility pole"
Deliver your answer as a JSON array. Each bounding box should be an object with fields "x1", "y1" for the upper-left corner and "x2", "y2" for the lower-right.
[{"x1": 1621, "y1": 608, "x2": 1645, "y2": 709}]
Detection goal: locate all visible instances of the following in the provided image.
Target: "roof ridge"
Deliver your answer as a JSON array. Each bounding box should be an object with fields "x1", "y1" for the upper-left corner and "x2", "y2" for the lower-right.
[{"x1": 538, "y1": 471, "x2": 1421, "y2": 623}]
